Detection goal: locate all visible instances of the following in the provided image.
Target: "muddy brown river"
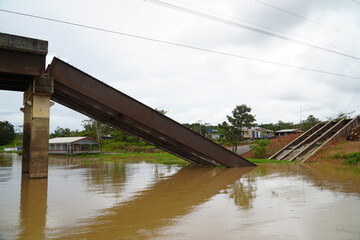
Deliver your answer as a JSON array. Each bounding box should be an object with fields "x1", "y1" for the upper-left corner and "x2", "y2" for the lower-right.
[{"x1": 0, "y1": 153, "x2": 359, "y2": 240}]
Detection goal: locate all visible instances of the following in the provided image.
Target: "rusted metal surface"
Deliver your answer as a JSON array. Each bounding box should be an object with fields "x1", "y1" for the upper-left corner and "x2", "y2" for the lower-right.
[{"x1": 46, "y1": 57, "x2": 255, "y2": 167}]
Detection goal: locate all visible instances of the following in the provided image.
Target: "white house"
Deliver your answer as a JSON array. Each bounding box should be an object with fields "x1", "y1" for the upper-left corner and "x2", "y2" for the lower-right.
[
  {"x1": 243, "y1": 127, "x2": 275, "y2": 139},
  {"x1": 49, "y1": 137, "x2": 101, "y2": 155}
]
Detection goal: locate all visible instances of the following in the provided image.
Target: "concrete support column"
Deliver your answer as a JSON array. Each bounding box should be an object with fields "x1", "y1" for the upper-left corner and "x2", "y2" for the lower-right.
[
  {"x1": 21, "y1": 101, "x2": 31, "y2": 173},
  {"x1": 22, "y1": 76, "x2": 54, "y2": 179}
]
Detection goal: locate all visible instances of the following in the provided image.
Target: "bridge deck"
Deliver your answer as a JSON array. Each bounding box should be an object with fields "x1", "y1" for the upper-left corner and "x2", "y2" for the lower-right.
[{"x1": 46, "y1": 57, "x2": 255, "y2": 167}]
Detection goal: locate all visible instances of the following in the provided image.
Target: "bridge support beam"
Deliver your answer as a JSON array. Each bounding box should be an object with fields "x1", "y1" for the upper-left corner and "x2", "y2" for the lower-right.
[{"x1": 21, "y1": 76, "x2": 54, "y2": 178}]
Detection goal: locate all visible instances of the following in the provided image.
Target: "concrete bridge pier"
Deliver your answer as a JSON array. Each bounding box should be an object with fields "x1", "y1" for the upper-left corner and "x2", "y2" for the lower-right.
[{"x1": 21, "y1": 76, "x2": 54, "y2": 178}]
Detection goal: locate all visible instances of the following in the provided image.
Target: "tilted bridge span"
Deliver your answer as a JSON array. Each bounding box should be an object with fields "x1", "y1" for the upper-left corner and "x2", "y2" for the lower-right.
[{"x1": 0, "y1": 33, "x2": 255, "y2": 178}]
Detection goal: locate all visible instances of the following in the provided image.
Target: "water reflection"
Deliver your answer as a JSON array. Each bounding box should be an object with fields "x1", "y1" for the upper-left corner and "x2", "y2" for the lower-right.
[
  {"x1": 228, "y1": 177, "x2": 257, "y2": 210},
  {"x1": 19, "y1": 174, "x2": 48, "y2": 240},
  {"x1": 0, "y1": 153, "x2": 14, "y2": 183},
  {"x1": 54, "y1": 165, "x2": 254, "y2": 239},
  {"x1": 1, "y1": 154, "x2": 360, "y2": 240}
]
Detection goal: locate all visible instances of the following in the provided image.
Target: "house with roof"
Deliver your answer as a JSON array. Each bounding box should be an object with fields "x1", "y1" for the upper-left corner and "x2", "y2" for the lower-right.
[
  {"x1": 49, "y1": 137, "x2": 101, "y2": 155},
  {"x1": 275, "y1": 129, "x2": 304, "y2": 137},
  {"x1": 205, "y1": 128, "x2": 220, "y2": 140},
  {"x1": 243, "y1": 127, "x2": 275, "y2": 139}
]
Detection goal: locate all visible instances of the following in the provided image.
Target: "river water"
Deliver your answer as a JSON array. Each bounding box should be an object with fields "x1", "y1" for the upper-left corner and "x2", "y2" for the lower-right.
[{"x1": 0, "y1": 153, "x2": 359, "y2": 240}]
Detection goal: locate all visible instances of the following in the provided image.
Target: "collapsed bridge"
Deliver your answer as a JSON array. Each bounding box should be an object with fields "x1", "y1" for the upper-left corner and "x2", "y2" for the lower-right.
[{"x1": 0, "y1": 33, "x2": 255, "y2": 178}]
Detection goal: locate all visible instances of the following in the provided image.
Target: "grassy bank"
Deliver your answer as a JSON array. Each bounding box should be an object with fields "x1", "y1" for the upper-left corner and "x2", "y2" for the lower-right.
[
  {"x1": 100, "y1": 139, "x2": 158, "y2": 153},
  {"x1": 247, "y1": 158, "x2": 296, "y2": 164},
  {"x1": 333, "y1": 152, "x2": 360, "y2": 165},
  {"x1": 71, "y1": 152, "x2": 189, "y2": 165},
  {"x1": 307, "y1": 140, "x2": 360, "y2": 165},
  {"x1": 0, "y1": 139, "x2": 22, "y2": 153},
  {"x1": 70, "y1": 152, "x2": 296, "y2": 166}
]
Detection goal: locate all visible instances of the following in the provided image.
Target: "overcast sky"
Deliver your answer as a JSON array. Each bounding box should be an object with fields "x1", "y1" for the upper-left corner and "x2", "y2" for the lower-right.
[{"x1": 0, "y1": 0, "x2": 359, "y2": 132}]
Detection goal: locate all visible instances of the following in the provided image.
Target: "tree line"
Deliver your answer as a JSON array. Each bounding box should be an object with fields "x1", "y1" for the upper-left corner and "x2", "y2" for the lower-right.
[{"x1": 0, "y1": 106, "x2": 355, "y2": 148}]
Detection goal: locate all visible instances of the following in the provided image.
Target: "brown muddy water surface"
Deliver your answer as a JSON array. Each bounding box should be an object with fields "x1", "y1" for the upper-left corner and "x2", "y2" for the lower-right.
[{"x1": 0, "y1": 153, "x2": 359, "y2": 240}]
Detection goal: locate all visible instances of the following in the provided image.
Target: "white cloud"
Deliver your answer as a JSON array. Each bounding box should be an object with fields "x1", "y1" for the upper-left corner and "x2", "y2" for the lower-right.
[{"x1": 0, "y1": 0, "x2": 359, "y2": 133}]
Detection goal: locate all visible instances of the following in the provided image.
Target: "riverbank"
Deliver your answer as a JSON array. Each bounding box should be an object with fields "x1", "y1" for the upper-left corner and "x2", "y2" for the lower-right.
[
  {"x1": 307, "y1": 140, "x2": 360, "y2": 165},
  {"x1": 49, "y1": 152, "x2": 294, "y2": 166}
]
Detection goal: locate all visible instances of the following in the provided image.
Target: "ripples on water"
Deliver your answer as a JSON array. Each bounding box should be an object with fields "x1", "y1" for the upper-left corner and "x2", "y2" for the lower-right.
[{"x1": 0, "y1": 153, "x2": 359, "y2": 240}]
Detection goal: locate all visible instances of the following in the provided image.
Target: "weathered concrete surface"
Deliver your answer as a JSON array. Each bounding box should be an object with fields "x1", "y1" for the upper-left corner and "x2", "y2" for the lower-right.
[
  {"x1": 0, "y1": 33, "x2": 48, "y2": 54},
  {"x1": 20, "y1": 102, "x2": 31, "y2": 173},
  {"x1": 303, "y1": 116, "x2": 360, "y2": 162},
  {"x1": 25, "y1": 76, "x2": 54, "y2": 178},
  {"x1": 269, "y1": 122, "x2": 324, "y2": 160},
  {"x1": 0, "y1": 33, "x2": 48, "y2": 91}
]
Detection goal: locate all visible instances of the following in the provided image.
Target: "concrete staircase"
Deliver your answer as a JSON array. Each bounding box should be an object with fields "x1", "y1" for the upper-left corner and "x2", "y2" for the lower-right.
[{"x1": 269, "y1": 116, "x2": 360, "y2": 162}]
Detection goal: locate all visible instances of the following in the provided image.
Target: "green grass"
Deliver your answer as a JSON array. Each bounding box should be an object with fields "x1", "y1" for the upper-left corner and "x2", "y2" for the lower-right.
[
  {"x1": 342, "y1": 152, "x2": 360, "y2": 165},
  {"x1": 100, "y1": 139, "x2": 157, "y2": 153},
  {"x1": 78, "y1": 152, "x2": 189, "y2": 165},
  {"x1": 0, "y1": 139, "x2": 22, "y2": 153},
  {"x1": 247, "y1": 158, "x2": 296, "y2": 164},
  {"x1": 330, "y1": 152, "x2": 360, "y2": 165},
  {"x1": 72, "y1": 153, "x2": 298, "y2": 166}
]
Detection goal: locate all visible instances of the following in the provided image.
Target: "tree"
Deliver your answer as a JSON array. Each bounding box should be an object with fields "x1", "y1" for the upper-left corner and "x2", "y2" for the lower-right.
[
  {"x1": 219, "y1": 105, "x2": 256, "y2": 152},
  {"x1": 327, "y1": 111, "x2": 355, "y2": 121},
  {"x1": 82, "y1": 118, "x2": 114, "y2": 141},
  {"x1": 250, "y1": 139, "x2": 271, "y2": 158},
  {"x1": 300, "y1": 115, "x2": 321, "y2": 130},
  {"x1": 154, "y1": 108, "x2": 168, "y2": 115},
  {"x1": 218, "y1": 121, "x2": 238, "y2": 151},
  {"x1": 0, "y1": 121, "x2": 15, "y2": 145},
  {"x1": 259, "y1": 120, "x2": 299, "y2": 131},
  {"x1": 50, "y1": 127, "x2": 79, "y2": 138},
  {"x1": 183, "y1": 122, "x2": 217, "y2": 137}
]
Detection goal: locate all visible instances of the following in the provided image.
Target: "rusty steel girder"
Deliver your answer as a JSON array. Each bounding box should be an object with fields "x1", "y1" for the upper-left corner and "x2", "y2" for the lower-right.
[{"x1": 46, "y1": 57, "x2": 256, "y2": 167}]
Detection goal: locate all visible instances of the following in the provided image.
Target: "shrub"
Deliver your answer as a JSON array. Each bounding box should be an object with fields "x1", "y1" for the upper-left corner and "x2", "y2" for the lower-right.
[
  {"x1": 342, "y1": 152, "x2": 360, "y2": 165},
  {"x1": 250, "y1": 139, "x2": 271, "y2": 158}
]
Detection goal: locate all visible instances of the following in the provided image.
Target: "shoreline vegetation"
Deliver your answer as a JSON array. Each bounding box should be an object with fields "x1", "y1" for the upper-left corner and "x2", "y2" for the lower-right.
[
  {"x1": 1, "y1": 139, "x2": 358, "y2": 166},
  {"x1": 62, "y1": 152, "x2": 295, "y2": 165},
  {"x1": 1, "y1": 150, "x2": 358, "y2": 166}
]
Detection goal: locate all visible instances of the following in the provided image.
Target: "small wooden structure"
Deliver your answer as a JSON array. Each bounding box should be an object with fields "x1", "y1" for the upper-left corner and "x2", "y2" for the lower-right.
[{"x1": 49, "y1": 137, "x2": 100, "y2": 154}]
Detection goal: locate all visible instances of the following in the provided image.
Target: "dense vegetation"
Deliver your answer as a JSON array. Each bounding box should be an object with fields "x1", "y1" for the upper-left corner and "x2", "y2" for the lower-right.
[{"x1": 0, "y1": 121, "x2": 15, "y2": 145}]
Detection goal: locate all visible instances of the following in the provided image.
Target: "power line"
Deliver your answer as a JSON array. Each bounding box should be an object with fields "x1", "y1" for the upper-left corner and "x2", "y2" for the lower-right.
[
  {"x1": 142, "y1": 0, "x2": 360, "y2": 61},
  {"x1": 0, "y1": 8, "x2": 359, "y2": 80},
  {"x1": 352, "y1": 0, "x2": 360, "y2": 5},
  {"x1": 252, "y1": 0, "x2": 360, "y2": 40},
  {"x1": 161, "y1": 0, "x2": 359, "y2": 57}
]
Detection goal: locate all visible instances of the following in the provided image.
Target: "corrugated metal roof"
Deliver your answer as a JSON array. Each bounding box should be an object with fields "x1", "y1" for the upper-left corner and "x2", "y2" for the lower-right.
[
  {"x1": 49, "y1": 137, "x2": 99, "y2": 144},
  {"x1": 276, "y1": 129, "x2": 301, "y2": 133}
]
